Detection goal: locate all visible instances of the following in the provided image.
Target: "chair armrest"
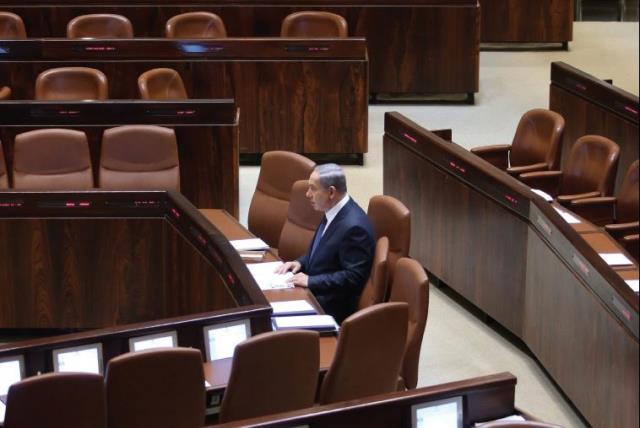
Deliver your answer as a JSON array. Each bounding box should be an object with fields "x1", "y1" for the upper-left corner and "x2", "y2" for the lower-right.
[
  {"x1": 569, "y1": 197, "x2": 616, "y2": 226},
  {"x1": 557, "y1": 191, "x2": 602, "y2": 207},
  {"x1": 605, "y1": 221, "x2": 640, "y2": 240},
  {"x1": 519, "y1": 170, "x2": 562, "y2": 196},
  {"x1": 470, "y1": 144, "x2": 511, "y2": 170},
  {"x1": 621, "y1": 234, "x2": 639, "y2": 263},
  {"x1": 507, "y1": 162, "x2": 549, "y2": 176}
]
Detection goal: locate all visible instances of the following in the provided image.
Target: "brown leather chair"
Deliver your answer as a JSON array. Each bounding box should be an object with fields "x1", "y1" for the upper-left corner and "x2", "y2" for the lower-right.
[
  {"x1": 0, "y1": 11, "x2": 26, "y2": 38},
  {"x1": 520, "y1": 135, "x2": 620, "y2": 206},
  {"x1": 67, "y1": 14, "x2": 133, "y2": 38},
  {"x1": 621, "y1": 234, "x2": 639, "y2": 262},
  {"x1": 138, "y1": 68, "x2": 188, "y2": 100},
  {"x1": 248, "y1": 151, "x2": 315, "y2": 248},
  {"x1": 105, "y1": 348, "x2": 205, "y2": 428},
  {"x1": 358, "y1": 236, "x2": 390, "y2": 309},
  {"x1": 219, "y1": 330, "x2": 319, "y2": 422},
  {"x1": 4, "y1": 372, "x2": 106, "y2": 428},
  {"x1": 0, "y1": 86, "x2": 11, "y2": 99},
  {"x1": 99, "y1": 125, "x2": 180, "y2": 191},
  {"x1": 277, "y1": 179, "x2": 324, "y2": 261},
  {"x1": 479, "y1": 422, "x2": 563, "y2": 428},
  {"x1": 389, "y1": 257, "x2": 429, "y2": 390},
  {"x1": 281, "y1": 11, "x2": 348, "y2": 38},
  {"x1": 35, "y1": 67, "x2": 108, "y2": 100},
  {"x1": 471, "y1": 109, "x2": 565, "y2": 176},
  {"x1": 13, "y1": 128, "x2": 93, "y2": 190},
  {"x1": 165, "y1": 11, "x2": 227, "y2": 38},
  {"x1": 0, "y1": 141, "x2": 8, "y2": 188},
  {"x1": 367, "y1": 195, "x2": 411, "y2": 292},
  {"x1": 318, "y1": 302, "x2": 408, "y2": 404}
]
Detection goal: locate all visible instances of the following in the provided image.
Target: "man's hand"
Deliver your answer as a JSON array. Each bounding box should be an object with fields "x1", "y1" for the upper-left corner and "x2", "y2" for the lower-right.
[
  {"x1": 275, "y1": 260, "x2": 302, "y2": 274},
  {"x1": 287, "y1": 272, "x2": 309, "y2": 288}
]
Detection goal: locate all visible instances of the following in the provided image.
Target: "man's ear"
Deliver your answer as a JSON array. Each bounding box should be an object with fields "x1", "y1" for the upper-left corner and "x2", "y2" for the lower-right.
[{"x1": 328, "y1": 186, "x2": 337, "y2": 199}]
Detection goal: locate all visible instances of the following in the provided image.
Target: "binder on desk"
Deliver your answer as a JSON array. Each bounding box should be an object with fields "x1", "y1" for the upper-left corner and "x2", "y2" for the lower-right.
[
  {"x1": 272, "y1": 315, "x2": 339, "y2": 335},
  {"x1": 270, "y1": 300, "x2": 317, "y2": 316}
]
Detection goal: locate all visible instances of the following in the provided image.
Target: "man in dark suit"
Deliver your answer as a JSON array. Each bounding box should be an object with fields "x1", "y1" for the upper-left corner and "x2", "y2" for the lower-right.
[{"x1": 276, "y1": 163, "x2": 375, "y2": 323}]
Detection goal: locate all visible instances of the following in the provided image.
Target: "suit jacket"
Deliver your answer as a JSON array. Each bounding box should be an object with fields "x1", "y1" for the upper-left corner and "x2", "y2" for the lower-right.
[{"x1": 297, "y1": 198, "x2": 375, "y2": 324}]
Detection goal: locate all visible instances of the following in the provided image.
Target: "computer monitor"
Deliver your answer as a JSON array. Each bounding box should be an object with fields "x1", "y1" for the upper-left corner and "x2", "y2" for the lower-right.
[
  {"x1": 0, "y1": 355, "x2": 24, "y2": 397},
  {"x1": 128, "y1": 331, "x2": 178, "y2": 352},
  {"x1": 203, "y1": 319, "x2": 251, "y2": 361},
  {"x1": 52, "y1": 343, "x2": 103, "y2": 375},
  {"x1": 411, "y1": 396, "x2": 463, "y2": 428}
]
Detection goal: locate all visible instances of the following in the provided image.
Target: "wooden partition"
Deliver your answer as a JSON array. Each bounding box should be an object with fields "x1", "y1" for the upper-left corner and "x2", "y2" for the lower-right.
[
  {"x1": 549, "y1": 61, "x2": 639, "y2": 191},
  {"x1": 383, "y1": 112, "x2": 638, "y2": 428},
  {"x1": 0, "y1": 99, "x2": 239, "y2": 213},
  {"x1": 0, "y1": 0, "x2": 479, "y2": 99}
]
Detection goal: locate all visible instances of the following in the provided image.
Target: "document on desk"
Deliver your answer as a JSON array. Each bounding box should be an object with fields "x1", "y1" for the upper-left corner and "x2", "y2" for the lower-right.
[
  {"x1": 625, "y1": 279, "x2": 639, "y2": 293},
  {"x1": 272, "y1": 315, "x2": 339, "y2": 332},
  {"x1": 599, "y1": 252, "x2": 634, "y2": 266},
  {"x1": 532, "y1": 188, "x2": 553, "y2": 202},
  {"x1": 271, "y1": 300, "x2": 317, "y2": 316},
  {"x1": 246, "y1": 261, "x2": 294, "y2": 290},
  {"x1": 553, "y1": 206, "x2": 580, "y2": 224},
  {"x1": 230, "y1": 238, "x2": 270, "y2": 251},
  {"x1": 474, "y1": 415, "x2": 525, "y2": 426}
]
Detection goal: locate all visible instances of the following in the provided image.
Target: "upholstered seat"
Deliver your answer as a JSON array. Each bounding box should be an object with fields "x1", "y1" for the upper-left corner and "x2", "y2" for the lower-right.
[
  {"x1": 99, "y1": 125, "x2": 180, "y2": 191},
  {"x1": 219, "y1": 330, "x2": 319, "y2": 422},
  {"x1": 105, "y1": 348, "x2": 205, "y2": 428},
  {"x1": 67, "y1": 14, "x2": 133, "y2": 38},
  {"x1": 165, "y1": 11, "x2": 227, "y2": 38},
  {"x1": 35, "y1": 67, "x2": 108, "y2": 100},
  {"x1": 138, "y1": 68, "x2": 188, "y2": 100},
  {"x1": 0, "y1": 11, "x2": 26, "y2": 38},
  {"x1": 358, "y1": 236, "x2": 390, "y2": 309},
  {"x1": 471, "y1": 109, "x2": 565, "y2": 177},
  {"x1": 281, "y1": 11, "x2": 348, "y2": 38},
  {"x1": 0, "y1": 141, "x2": 8, "y2": 188},
  {"x1": 13, "y1": 128, "x2": 93, "y2": 189}
]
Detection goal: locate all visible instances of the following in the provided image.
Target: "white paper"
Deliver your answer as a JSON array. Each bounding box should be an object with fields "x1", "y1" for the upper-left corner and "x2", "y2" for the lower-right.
[
  {"x1": 230, "y1": 238, "x2": 269, "y2": 251},
  {"x1": 246, "y1": 261, "x2": 294, "y2": 290},
  {"x1": 475, "y1": 415, "x2": 526, "y2": 426},
  {"x1": 599, "y1": 253, "x2": 634, "y2": 266},
  {"x1": 271, "y1": 300, "x2": 316, "y2": 316},
  {"x1": 624, "y1": 279, "x2": 639, "y2": 292},
  {"x1": 553, "y1": 207, "x2": 580, "y2": 224},
  {"x1": 532, "y1": 188, "x2": 553, "y2": 202},
  {"x1": 273, "y1": 315, "x2": 338, "y2": 331}
]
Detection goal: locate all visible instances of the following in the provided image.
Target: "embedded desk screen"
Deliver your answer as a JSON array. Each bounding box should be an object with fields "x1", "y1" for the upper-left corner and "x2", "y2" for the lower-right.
[
  {"x1": 129, "y1": 331, "x2": 178, "y2": 352},
  {"x1": 0, "y1": 356, "x2": 24, "y2": 396},
  {"x1": 204, "y1": 319, "x2": 251, "y2": 361},
  {"x1": 52, "y1": 343, "x2": 103, "y2": 375},
  {"x1": 412, "y1": 396, "x2": 463, "y2": 428}
]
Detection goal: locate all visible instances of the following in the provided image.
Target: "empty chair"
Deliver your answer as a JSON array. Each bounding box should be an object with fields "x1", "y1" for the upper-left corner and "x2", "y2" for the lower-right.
[
  {"x1": 357, "y1": 236, "x2": 390, "y2": 309},
  {"x1": 277, "y1": 179, "x2": 324, "y2": 260},
  {"x1": 13, "y1": 128, "x2": 93, "y2": 190},
  {"x1": 106, "y1": 348, "x2": 205, "y2": 428},
  {"x1": 471, "y1": 109, "x2": 565, "y2": 177},
  {"x1": 520, "y1": 135, "x2": 620, "y2": 206},
  {"x1": 99, "y1": 125, "x2": 180, "y2": 191},
  {"x1": 388, "y1": 257, "x2": 429, "y2": 390},
  {"x1": 35, "y1": 67, "x2": 108, "y2": 100},
  {"x1": 219, "y1": 330, "x2": 319, "y2": 422},
  {"x1": 281, "y1": 11, "x2": 348, "y2": 38},
  {"x1": 0, "y1": 86, "x2": 11, "y2": 99},
  {"x1": 165, "y1": 11, "x2": 227, "y2": 38},
  {"x1": 67, "y1": 14, "x2": 133, "y2": 38},
  {"x1": 4, "y1": 372, "x2": 106, "y2": 428},
  {"x1": 248, "y1": 151, "x2": 315, "y2": 248},
  {"x1": 318, "y1": 302, "x2": 408, "y2": 404},
  {"x1": 138, "y1": 68, "x2": 188, "y2": 100},
  {"x1": 0, "y1": 11, "x2": 26, "y2": 38},
  {"x1": 0, "y1": 141, "x2": 7, "y2": 188}
]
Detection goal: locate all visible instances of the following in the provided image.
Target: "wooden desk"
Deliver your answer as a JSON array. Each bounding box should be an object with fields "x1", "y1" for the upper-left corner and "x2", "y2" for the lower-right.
[{"x1": 383, "y1": 112, "x2": 638, "y2": 428}]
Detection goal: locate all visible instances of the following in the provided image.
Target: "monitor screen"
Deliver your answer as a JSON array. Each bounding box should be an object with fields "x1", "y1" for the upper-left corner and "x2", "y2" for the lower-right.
[
  {"x1": 0, "y1": 356, "x2": 24, "y2": 396},
  {"x1": 52, "y1": 343, "x2": 103, "y2": 375},
  {"x1": 203, "y1": 319, "x2": 250, "y2": 361},
  {"x1": 129, "y1": 331, "x2": 177, "y2": 352},
  {"x1": 412, "y1": 396, "x2": 463, "y2": 428}
]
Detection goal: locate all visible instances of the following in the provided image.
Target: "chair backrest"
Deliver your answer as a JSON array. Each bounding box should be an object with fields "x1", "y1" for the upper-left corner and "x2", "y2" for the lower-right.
[
  {"x1": 278, "y1": 179, "x2": 324, "y2": 260},
  {"x1": 388, "y1": 257, "x2": 429, "y2": 389},
  {"x1": 367, "y1": 195, "x2": 411, "y2": 290},
  {"x1": 560, "y1": 135, "x2": 620, "y2": 197},
  {"x1": 67, "y1": 14, "x2": 133, "y2": 38},
  {"x1": 509, "y1": 109, "x2": 565, "y2": 170},
  {"x1": 165, "y1": 11, "x2": 227, "y2": 38},
  {"x1": 138, "y1": 68, "x2": 188, "y2": 100},
  {"x1": 5, "y1": 372, "x2": 106, "y2": 428},
  {"x1": 0, "y1": 86, "x2": 11, "y2": 100},
  {"x1": 281, "y1": 11, "x2": 348, "y2": 38},
  {"x1": 318, "y1": 302, "x2": 408, "y2": 404},
  {"x1": 35, "y1": 66, "x2": 108, "y2": 100},
  {"x1": 99, "y1": 125, "x2": 180, "y2": 191},
  {"x1": 0, "y1": 11, "x2": 26, "y2": 38},
  {"x1": 105, "y1": 348, "x2": 205, "y2": 428},
  {"x1": 248, "y1": 151, "x2": 315, "y2": 248},
  {"x1": 219, "y1": 330, "x2": 319, "y2": 422},
  {"x1": 616, "y1": 159, "x2": 639, "y2": 223},
  {"x1": 358, "y1": 236, "x2": 390, "y2": 309},
  {"x1": 0, "y1": 140, "x2": 8, "y2": 188},
  {"x1": 13, "y1": 128, "x2": 93, "y2": 189}
]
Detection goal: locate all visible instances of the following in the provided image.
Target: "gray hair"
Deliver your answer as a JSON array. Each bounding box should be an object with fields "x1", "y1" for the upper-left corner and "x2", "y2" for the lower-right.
[{"x1": 314, "y1": 163, "x2": 347, "y2": 194}]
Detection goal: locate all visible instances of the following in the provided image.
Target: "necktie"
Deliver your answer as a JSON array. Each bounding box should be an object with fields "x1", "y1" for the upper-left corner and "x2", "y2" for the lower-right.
[{"x1": 309, "y1": 216, "x2": 327, "y2": 261}]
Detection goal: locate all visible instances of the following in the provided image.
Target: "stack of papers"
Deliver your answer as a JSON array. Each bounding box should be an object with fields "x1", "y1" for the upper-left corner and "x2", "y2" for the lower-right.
[
  {"x1": 475, "y1": 415, "x2": 525, "y2": 426},
  {"x1": 599, "y1": 253, "x2": 634, "y2": 266},
  {"x1": 271, "y1": 300, "x2": 317, "y2": 316},
  {"x1": 272, "y1": 315, "x2": 339, "y2": 333},
  {"x1": 230, "y1": 238, "x2": 269, "y2": 251},
  {"x1": 246, "y1": 261, "x2": 294, "y2": 290},
  {"x1": 553, "y1": 206, "x2": 580, "y2": 224},
  {"x1": 532, "y1": 188, "x2": 553, "y2": 202},
  {"x1": 625, "y1": 279, "x2": 639, "y2": 293}
]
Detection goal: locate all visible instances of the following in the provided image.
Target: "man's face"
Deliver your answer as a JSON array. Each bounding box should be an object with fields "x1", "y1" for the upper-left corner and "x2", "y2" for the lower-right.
[{"x1": 306, "y1": 171, "x2": 335, "y2": 212}]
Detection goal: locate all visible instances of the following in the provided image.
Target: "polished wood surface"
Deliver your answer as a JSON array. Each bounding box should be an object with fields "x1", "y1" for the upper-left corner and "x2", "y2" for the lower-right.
[
  {"x1": 549, "y1": 61, "x2": 639, "y2": 192},
  {"x1": 383, "y1": 112, "x2": 638, "y2": 428},
  {"x1": 0, "y1": 100, "x2": 239, "y2": 213}
]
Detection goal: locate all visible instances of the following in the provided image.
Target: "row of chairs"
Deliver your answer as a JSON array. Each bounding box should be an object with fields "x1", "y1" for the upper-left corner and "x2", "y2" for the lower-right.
[
  {"x1": 0, "y1": 126, "x2": 180, "y2": 190},
  {"x1": 0, "y1": 10, "x2": 348, "y2": 39}
]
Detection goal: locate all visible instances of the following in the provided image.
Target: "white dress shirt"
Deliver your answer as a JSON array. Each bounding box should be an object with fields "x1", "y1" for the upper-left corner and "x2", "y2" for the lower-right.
[{"x1": 320, "y1": 194, "x2": 350, "y2": 236}]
